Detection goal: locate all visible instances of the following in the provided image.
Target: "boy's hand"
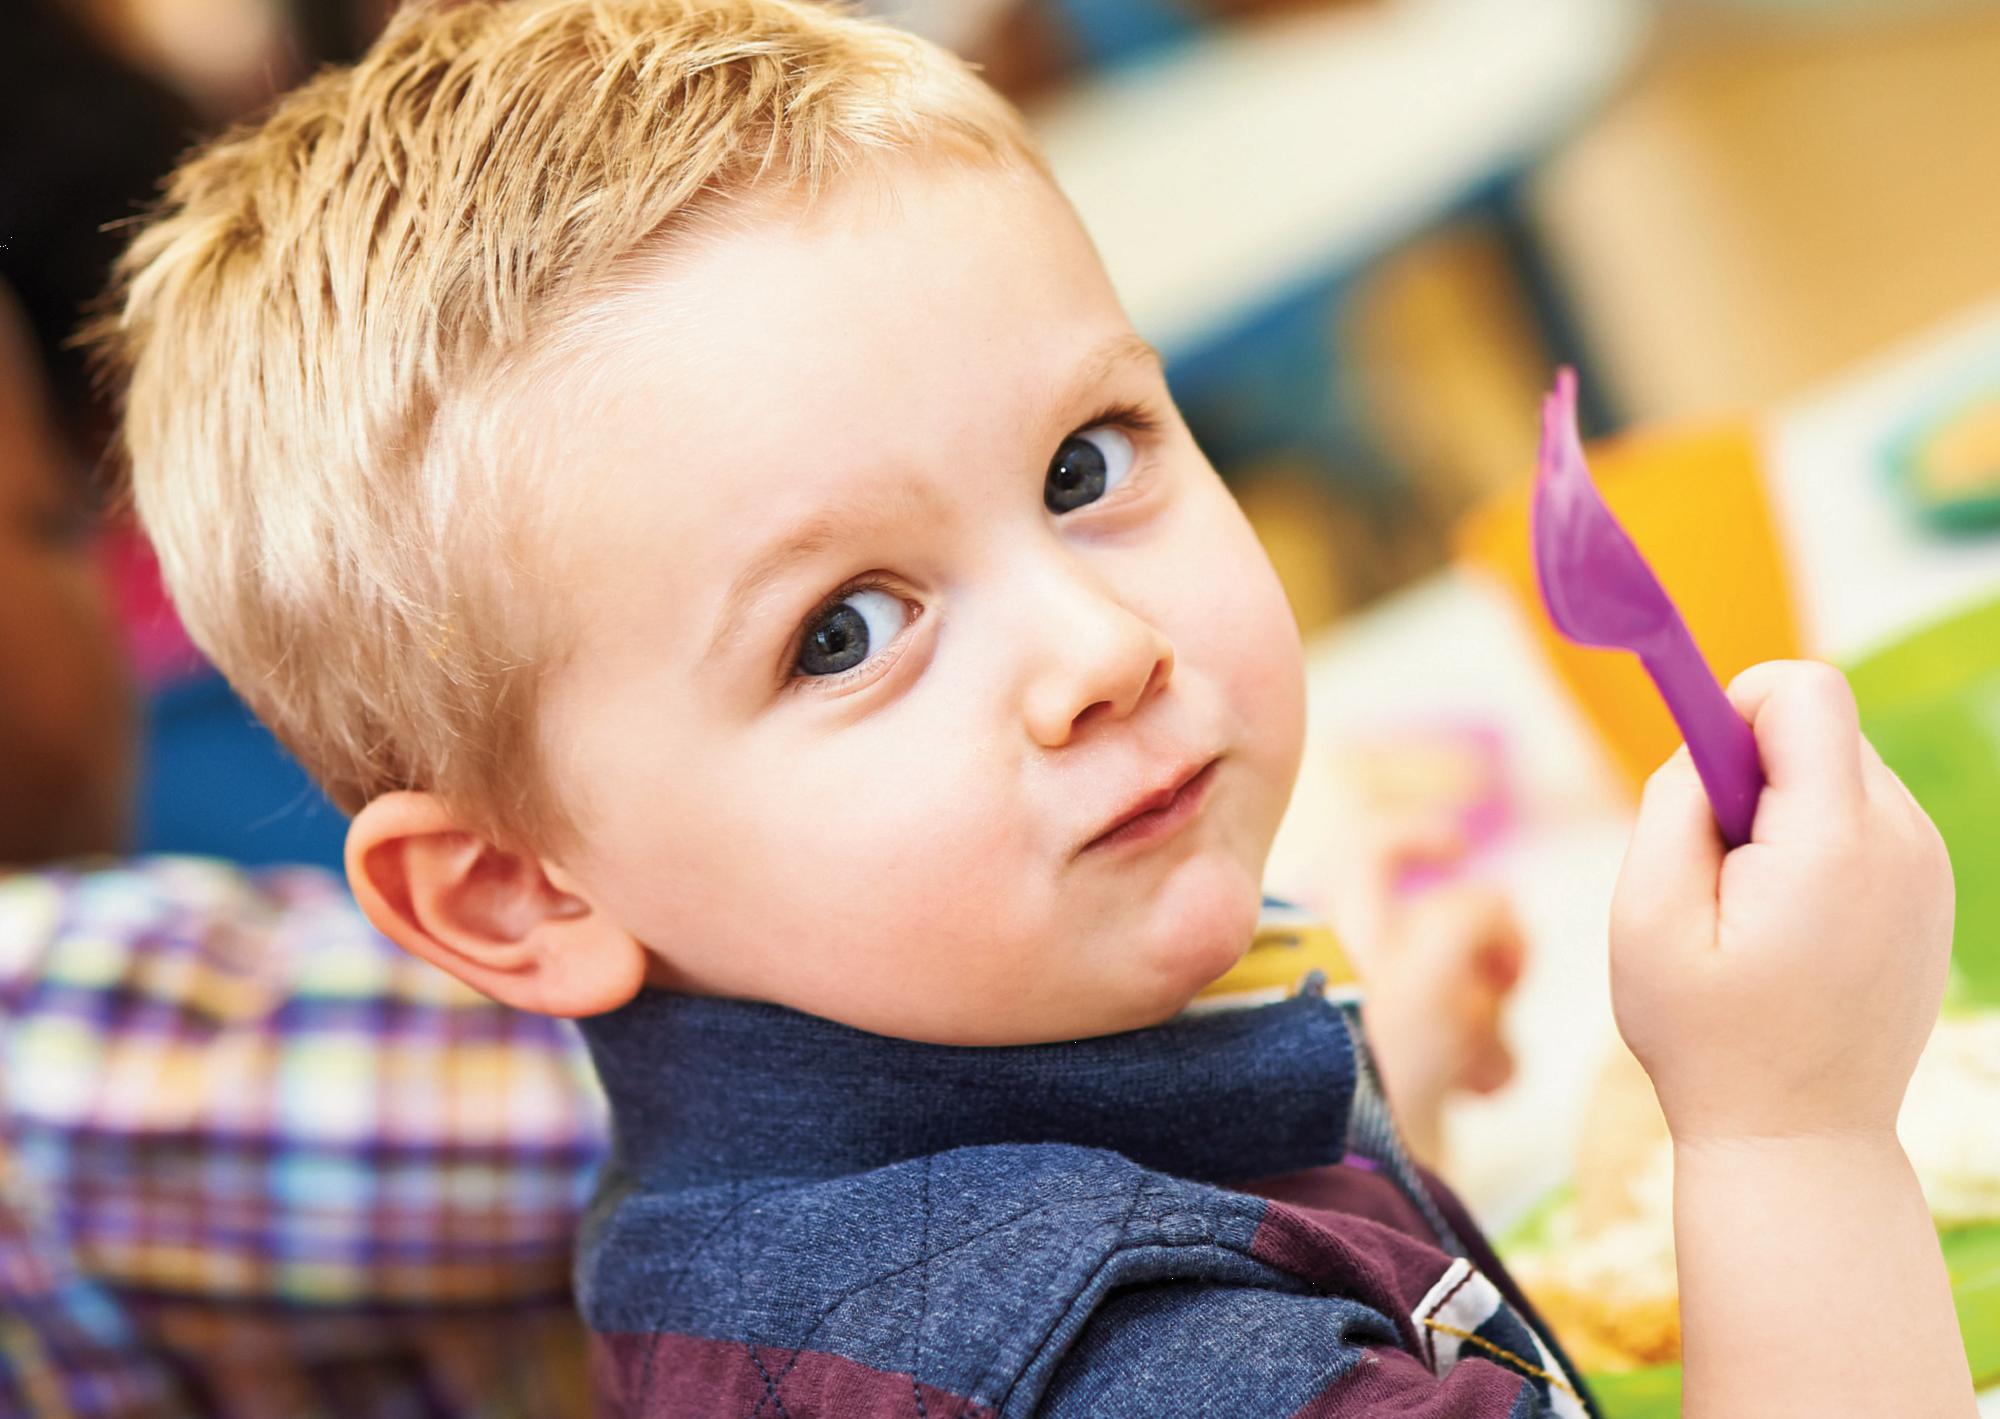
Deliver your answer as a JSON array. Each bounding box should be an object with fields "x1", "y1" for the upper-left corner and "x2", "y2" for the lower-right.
[
  {"x1": 1366, "y1": 881, "x2": 1521, "y2": 1090},
  {"x1": 1325, "y1": 812, "x2": 1522, "y2": 1169},
  {"x1": 1609, "y1": 660, "x2": 1954, "y2": 1147}
]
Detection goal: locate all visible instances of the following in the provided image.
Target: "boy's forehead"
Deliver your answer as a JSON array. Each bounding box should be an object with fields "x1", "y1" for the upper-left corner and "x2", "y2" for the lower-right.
[
  {"x1": 565, "y1": 158, "x2": 1139, "y2": 515},
  {"x1": 610, "y1": 160, "x2": 1120, "y2": 406}
]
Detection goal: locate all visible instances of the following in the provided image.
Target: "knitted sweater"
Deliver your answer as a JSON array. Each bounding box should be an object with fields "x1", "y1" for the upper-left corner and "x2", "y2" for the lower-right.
[{"x1": 575, "y1": 908, "x2": 1594, "y2": 1418}]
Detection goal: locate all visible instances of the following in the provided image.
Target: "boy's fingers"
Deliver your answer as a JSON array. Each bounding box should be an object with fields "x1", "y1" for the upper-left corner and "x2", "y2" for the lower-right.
[
  {"x1": 1478, "y1": 916, "x2": 1526, "y2": 993},
  {"x1": 1408, "y1": 884, "x2": 1524, "y2": 989},
  {"x1": 1860, "y1": 735, "x2": 1926, "y2": 821},
  {"x1": 1724, "y1": 661, "x2": 1865, "y2": 835},
  {"x1": 1459, "y1": 1026, "x2": 1514, "y2": 1096},
  {"x1": 1613, "y1": 746, "x2": 1724, "y2": 949}
]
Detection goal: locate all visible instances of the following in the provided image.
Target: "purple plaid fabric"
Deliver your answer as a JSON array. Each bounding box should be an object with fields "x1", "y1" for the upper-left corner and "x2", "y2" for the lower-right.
[{"x1": 0, "y1": 857, "x2": 609, "y2": 1418}]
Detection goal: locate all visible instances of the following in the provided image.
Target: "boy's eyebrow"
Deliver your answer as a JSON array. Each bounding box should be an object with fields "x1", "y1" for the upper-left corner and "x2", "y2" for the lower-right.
[
  {"x1": 704, "y1": 332, "x2": 1165, "y2": 668},
  {"x1": 1066, "y1": 333, "x2": 1164, "y2": 401},
  {"x1": 705, "y1": 480, "x2": 938, "y2": 668}
]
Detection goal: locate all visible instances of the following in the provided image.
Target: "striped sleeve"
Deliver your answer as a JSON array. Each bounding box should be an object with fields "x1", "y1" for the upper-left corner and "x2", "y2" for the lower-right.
[{"x1": 1, "y1": 859, "x2": 611, "y2": 1418}]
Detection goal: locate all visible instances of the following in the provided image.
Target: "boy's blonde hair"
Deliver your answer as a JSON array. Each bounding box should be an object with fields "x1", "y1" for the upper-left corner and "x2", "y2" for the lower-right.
[{"x1": 95, "y1": 0, "x2": 1038, "y2": 846}]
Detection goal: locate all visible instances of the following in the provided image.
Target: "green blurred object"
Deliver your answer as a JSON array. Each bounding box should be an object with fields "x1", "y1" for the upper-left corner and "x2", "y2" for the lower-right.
[
  {"x1": 1845, "y1": 595, "x2": 2000, "y2": 1010},
  {"x1": 1583, "y1": 1366, "x2": 1680, "y2": 1418}
]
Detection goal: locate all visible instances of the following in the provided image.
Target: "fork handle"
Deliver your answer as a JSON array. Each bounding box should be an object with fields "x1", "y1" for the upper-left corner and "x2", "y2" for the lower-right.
[{"x1": 1640, "y1": 632, "x2": 1765, "y2": 848}]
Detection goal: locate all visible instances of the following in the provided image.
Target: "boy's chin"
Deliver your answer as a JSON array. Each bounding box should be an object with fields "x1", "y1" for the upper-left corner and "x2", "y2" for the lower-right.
[{"x1": 1119, "y1": 866, "x2": 1265, "y2": 1020}]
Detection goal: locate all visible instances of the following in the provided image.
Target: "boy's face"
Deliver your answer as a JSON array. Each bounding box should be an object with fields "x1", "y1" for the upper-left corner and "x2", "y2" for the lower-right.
[{"x1": 536, "y1": 157, "x2": 1306, "y2": 1044}]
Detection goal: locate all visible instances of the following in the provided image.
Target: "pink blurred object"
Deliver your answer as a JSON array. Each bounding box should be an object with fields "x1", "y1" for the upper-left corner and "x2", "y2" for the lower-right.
[
  {"x1": 96, "y1": 521, "x2": 207, "y2": 689},
  {"x1": 1341, "y1": 721, "x2": 1514, "y2": 896}
]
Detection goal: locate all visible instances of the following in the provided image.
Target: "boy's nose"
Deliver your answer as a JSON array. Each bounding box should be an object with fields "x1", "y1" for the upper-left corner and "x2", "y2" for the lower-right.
[{"x1": 1018, "y1": 576, "x2": 1176, "y2": 749}]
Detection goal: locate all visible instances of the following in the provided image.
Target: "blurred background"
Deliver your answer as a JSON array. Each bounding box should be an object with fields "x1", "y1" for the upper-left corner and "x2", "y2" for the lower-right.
[
  {"x1": 3, "y1": 0, "x2": 1999, "y2": 1412},
  {"x1": 9, "y1": 0, "x2": 2000, "y2": 857}
]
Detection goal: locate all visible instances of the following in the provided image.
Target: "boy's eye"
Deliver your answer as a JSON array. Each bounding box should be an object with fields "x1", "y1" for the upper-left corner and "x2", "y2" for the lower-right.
[
  {"x1": 795, "y1": 587, "x2": 909, "y2": 678},
  {"x1": 1044, "y1": 426, "x2": 1136, "y2": 514}
]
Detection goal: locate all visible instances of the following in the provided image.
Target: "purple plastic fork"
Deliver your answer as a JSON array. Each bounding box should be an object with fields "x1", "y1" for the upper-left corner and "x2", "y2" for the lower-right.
[{"x1": 1530, "y1": 368, "x2": 1765, "y2": 848}]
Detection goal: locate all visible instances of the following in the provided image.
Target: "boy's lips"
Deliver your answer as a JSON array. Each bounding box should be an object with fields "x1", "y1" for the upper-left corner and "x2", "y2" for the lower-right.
[{"x1": 1079, "y1": 756, "x2": 1220, "y2": 855}]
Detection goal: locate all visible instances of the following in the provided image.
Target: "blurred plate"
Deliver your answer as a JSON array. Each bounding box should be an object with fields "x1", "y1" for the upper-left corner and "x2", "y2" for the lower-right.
[{"x1": 1501, "y1": 1188, "x2": 2000, "y2": 1416}]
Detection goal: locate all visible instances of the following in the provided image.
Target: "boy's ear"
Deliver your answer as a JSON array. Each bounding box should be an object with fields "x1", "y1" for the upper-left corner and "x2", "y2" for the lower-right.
[{"x1": 345, "y1": 791, "x2": 648, "y2": 1018}]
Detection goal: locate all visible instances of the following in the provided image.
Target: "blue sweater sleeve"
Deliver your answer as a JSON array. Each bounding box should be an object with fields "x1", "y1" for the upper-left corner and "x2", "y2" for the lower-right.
[{"x1": 1034, "y1": 1281, "x2": 1565, "y2": 1418}]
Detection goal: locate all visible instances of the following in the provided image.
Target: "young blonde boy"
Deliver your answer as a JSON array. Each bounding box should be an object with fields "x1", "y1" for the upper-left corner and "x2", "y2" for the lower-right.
[{"x1": 98, "y1": 1, "x2": 1976, "y2": 1414}]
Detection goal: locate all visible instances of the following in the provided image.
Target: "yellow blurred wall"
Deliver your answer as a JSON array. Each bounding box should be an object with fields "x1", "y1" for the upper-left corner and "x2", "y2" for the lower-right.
[{"x1": 1532, "y1": 3, "x2": 2000, "y2": 422}]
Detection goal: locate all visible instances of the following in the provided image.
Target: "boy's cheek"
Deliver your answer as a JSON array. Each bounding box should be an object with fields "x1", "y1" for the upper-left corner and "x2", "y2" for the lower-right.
[
  {"x1": 1184, "y1": 543, "x2": 1306, "y2": 733},
  {"x1": 1213, "y1": 579, "x2": 1309, "y2": 829}
]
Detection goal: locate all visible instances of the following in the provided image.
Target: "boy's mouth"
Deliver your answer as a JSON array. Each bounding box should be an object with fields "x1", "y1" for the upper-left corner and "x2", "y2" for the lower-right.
[{"x1": 1080, "y1": 756, "x2": 1220, "y2": 855}]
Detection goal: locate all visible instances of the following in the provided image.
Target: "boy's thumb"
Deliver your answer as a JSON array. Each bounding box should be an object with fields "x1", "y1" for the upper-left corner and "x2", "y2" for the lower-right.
[{"x1": 1612, "y1": 746, "x2": 1725, "y2": 954}]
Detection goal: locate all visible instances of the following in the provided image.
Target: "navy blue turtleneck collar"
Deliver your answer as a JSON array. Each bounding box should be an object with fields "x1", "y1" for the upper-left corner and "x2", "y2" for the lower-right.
[{"x1": 576, "y1": 985, "x2": 1359, "y2": 1192}]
